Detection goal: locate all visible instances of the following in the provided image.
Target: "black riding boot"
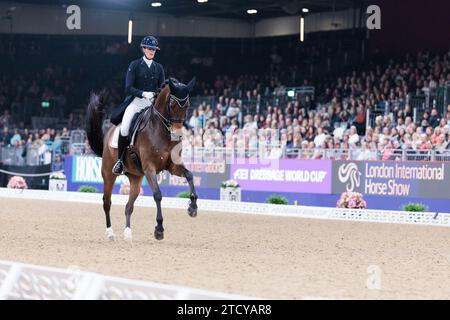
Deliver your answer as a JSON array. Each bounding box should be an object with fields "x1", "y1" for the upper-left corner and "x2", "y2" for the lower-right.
[{"x1": 112, "y1": 134, "x2": 128, "y2": 175}]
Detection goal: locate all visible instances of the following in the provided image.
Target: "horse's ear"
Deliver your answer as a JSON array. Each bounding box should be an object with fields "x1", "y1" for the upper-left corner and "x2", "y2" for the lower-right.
[
  {"x1": 168, "y1": 78, "x2": 176, "y2": 93},
  {"x1": 187, "y1": 77, "x2": 196, "y2": 92}
]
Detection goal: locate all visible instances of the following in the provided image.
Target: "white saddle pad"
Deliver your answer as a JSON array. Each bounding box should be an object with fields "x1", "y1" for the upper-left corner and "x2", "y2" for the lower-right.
[{"x1": 109, "y1": 125, "x2": 121, "y2": 149}]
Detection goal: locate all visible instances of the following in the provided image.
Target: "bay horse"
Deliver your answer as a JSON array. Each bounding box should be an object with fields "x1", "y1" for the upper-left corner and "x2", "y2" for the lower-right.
[{"x1": 86, "y1": 78, "x2": 198, "y2": 241}]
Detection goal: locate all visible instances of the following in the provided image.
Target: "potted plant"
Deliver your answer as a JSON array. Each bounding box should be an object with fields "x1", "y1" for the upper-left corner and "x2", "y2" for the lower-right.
[
  {"x1": 336, "y1": 192, "x2": 367, "y2": 209},
  {"x1": 266, "y1": 195, "x2": 289, "y2": 205},
  {"x1": 402, "y1": 203, "x2": 428, "y2": 212},
  {"x1": 7, "y1": 176, "x2": 28, "y2": 189},
  {"x1": 220, "y1": 179, "x2": 241, "y2": 202},
  {"x1": 176, "y1": 191, "x2": 191, "y2": 198},
  {"x1": 49, "y1": 172, "x2": 67, "y2": 191},
  {"x1": 77, "y1": 185, "x2": 97, "y2": 193}
]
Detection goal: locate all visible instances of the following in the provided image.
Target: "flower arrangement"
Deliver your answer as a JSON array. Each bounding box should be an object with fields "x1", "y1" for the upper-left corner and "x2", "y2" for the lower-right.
[
  {"x1": 119, "y1": 183, "x2": 144, "y2": 196},
  {"x1": 221, "y1": 180, "x2": 240, "y2": 189},
  {"x1": 337, "y1": 192, "x2": 367, "y2": 209},
  {"x1": 7, "y1": 176, "x2": 28, "y2": 189},
  {"x1": 49, "y1": 172, "x2": 66, "y2": 180}
]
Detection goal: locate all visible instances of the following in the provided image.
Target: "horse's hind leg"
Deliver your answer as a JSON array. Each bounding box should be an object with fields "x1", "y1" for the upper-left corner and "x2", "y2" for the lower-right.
[
  {"x1": 102, "y1": 169, "x2": 117, "y2": 241},
  {"x1": 123, "y1": 174, "x2": 143, "y2": 242},
  {"x1": 145, "y1": 169, "x2": 164, "y2": 240}
]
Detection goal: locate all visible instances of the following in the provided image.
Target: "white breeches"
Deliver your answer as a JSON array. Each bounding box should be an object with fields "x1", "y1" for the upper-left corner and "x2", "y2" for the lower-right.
[{"x1": 120, "y1": 96, "x2": 152, "y2": 136}]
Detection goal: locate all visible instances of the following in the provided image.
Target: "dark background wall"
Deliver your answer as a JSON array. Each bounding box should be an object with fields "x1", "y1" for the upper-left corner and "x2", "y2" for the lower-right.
[{"x1": 369, "y1": 0, "x2": 450, "y2": 55}]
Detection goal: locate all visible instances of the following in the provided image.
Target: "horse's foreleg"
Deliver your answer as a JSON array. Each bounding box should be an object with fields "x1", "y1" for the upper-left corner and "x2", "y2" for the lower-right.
[
  {"x1": 185, "y1": 169, "x2": 198, "y2": 218},
  {"x1": 102, "y1": 169, "x2": 117, "y2": 241},
  {"x1": 145, "y1": 169, "x2": 164, "y2": 240},
  {"x1": 169, "y1": 164, "x2": 198, "y2": 218},
  {"x1": 123, "y1": 174, "x2": 143, "y2": 242}
]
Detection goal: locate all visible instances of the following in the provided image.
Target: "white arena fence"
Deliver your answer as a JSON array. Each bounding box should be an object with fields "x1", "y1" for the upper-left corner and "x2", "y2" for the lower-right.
[
  {"x1": 0, "y1": 260, "x2": 256, "y2": 300},
  {"x1": 0, "y1": 188, "x2": 449, "y2": 227}
]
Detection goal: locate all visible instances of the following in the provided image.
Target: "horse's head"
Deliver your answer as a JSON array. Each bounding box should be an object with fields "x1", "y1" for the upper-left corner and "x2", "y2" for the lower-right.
[
  {"x1": 166, "y1": 77, "x2": 195, "y2": 126},
  {"x1": 153, "y1": 77, "x2": 195, "y2": 141}
]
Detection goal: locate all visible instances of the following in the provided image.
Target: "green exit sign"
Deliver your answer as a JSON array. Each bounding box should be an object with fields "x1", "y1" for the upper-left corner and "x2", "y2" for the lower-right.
[{"x1": 41, "y1": 101, "x2": 50, "y2": 108}]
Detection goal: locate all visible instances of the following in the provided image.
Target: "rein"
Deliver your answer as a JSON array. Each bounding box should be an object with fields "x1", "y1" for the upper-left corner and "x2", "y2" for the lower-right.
[
  {"x1": 150, "y1": 93, "x2": 189, "y2": 141},
  {"x1": 152, "y1": 106, "x2": 171, "y2": 132},
  {"x1": 152, "y1": 94, "x2": 189, "y2": 128}
]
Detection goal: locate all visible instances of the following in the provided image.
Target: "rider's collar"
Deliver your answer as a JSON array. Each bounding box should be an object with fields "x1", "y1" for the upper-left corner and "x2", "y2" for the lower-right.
[{"x1": 142, "y1": 56, "x2": 153, "y2": 68}]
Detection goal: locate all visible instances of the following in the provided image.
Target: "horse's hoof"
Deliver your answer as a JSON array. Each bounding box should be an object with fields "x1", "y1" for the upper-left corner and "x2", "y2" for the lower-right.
[
  {"x1": 123, "y1": 227, "x2": 132, "y2": 242},
  {"x1": 188, "y1": 206, "x2": 197, "y2": 218},
  {"x1": 106, "y1": 227, "x2": 115, "y2": 241},
  {"x1": 154, "y1": 229, "x2": 164, "y2": 241}
]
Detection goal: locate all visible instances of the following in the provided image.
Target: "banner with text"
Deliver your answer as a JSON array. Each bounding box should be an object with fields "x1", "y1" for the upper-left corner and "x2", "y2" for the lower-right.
[
  {"x1": 66, "y1": 156, "x2": 450, "y2": 200},
  {"x1": 68, "y1": 156, "x2": 229, "y2": 189},
  {"x1": 332, "y1": 160, "x2": 449, "y2": 199},
  {"x1": 230, "y1": 159, "x2": 332, "y2": 193}
]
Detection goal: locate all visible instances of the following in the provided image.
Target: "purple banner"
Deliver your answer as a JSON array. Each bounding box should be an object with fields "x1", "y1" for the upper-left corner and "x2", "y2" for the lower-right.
[{"x1": 231, "y1": 159, "x2": 332, "y2": 194}]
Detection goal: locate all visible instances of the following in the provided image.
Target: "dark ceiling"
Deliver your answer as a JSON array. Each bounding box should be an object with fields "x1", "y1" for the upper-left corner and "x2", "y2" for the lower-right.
[{"x1": 1, "y1": 0, "x2": 368, "y2": 19}]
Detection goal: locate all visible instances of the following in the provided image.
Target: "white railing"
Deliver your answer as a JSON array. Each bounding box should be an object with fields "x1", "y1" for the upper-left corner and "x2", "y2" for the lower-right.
[
  {"x1": 0, "y1": 146, "x2": 52, "y2": 166},
  {"x1": 0, "y1": 260, "x2": 256, "y2": 300},
  {"x1": 1, "y1": 188, "x2": 449, "y2": 228}
]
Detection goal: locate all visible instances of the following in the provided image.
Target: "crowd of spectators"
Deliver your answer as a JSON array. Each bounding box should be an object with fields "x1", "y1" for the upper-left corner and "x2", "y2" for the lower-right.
[
  {"x1": 1, "y1": 32, "x2": 450, "y2": 167},
  {"x1": 182, "y1": 50, "x2": 450, "y2": 161},
  {"x1": 0, "y1": 120, "x2": 85, "y2": 168}
]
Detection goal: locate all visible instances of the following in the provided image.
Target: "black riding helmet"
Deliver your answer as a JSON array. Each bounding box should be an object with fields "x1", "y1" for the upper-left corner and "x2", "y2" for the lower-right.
[{"x1": 140, "y1": 36, "x2": 160, "y2": 50}]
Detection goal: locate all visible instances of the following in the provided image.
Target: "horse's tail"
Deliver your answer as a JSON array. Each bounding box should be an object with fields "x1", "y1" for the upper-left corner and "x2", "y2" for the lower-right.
[{"x1": 86, "y1": 90, "x2": 107, "y2": 158}]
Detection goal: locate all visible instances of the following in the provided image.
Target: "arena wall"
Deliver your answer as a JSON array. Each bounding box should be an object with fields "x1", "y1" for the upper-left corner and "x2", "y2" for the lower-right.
[
  {"x1": 0, "y1": 1, "x2": 358, "y2": 38},
  {"x1": 65, "y1": 156, "x2": 450, "y2": 213}
]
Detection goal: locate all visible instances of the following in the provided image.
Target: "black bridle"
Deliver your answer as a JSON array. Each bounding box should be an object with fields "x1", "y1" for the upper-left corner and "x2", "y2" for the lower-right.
[
  {"x1": 168, "y1": 94, "x2": 190, "y2": 123},
  {"x1": 153, "y1": 93, "x2": 190, "y2": 131}
]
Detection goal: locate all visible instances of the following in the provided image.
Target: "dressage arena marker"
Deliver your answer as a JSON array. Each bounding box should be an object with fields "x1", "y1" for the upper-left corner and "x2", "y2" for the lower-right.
[{"x1": 0, "y1": 188, "x2": 449, "y2": 228}]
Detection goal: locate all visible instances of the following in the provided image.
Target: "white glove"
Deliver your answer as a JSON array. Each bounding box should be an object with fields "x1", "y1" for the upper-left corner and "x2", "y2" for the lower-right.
[{"x1": 142, "y1": 92, "x2": 155, "y2": 100}]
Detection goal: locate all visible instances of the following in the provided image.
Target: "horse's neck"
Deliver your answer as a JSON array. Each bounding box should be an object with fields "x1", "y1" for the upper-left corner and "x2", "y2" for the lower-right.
[
  {"x1": 145, "y1": 90, "x2": 172, "y2": 143},
  {"x1": 154, "y1": 101, "x2": 168, "y2": 119},
  {"x1": 146, "y1": 107, "x2": 170, "y2": 143},
  {"x1": 154, "y1": 90, "x2": 170, "y2": 119}
]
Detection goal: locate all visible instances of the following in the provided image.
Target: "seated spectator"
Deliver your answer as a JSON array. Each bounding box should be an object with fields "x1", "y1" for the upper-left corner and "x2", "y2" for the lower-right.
[
  {"x1": 0, "y1": 126, "x2": 11, "y2": 146},
  {"x1": 429, "y1": 108, "x2": 440, "y2": 128},
  {"x1": 313, "y1": 127, "x2": 327, "y2": 147},
  {"x1": 51, "y1": 154, "x2": 64, "y2": 172},
  {"x1": 348, "y1": 126, "x2": 360, "y2": 145},
  {"x1": 226, "y1": 98, "x2": 240, "y2": 122},
  {"x1": 382, "y1": 142, "x2": 395, "y2": 161},
  {"x1": 10, "y1": 128, "x2": 21, "y2": 146},
  {"x1": 188, "y1": 109, "x2": 199, "y2": 129}
]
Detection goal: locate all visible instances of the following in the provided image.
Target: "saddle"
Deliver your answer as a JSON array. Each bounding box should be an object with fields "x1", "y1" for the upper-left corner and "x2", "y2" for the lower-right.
[
  {"x1": 129, "y1": 106, "x2": 152, "y2": 146},
  {"x1": 128, "y1": 107, "x2": 152, "y2": 171},
  {"x1": 110, "y1": 106, "x2": 152, "y2": 172}
]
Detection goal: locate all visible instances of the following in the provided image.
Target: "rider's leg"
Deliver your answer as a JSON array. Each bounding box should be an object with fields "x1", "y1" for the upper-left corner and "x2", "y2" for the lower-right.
[
  {"x1": 112, "y1": 103, "x2": 134, "y2": 175},
  {"x1": 112, "y1": 98, "x2": 148, "y2": 175},
  {"x1": 112, "y1": 133, "x2": 128, "y2": 175}
]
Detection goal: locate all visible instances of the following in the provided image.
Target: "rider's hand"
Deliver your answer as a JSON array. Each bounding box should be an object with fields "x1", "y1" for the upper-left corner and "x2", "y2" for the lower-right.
[{"x1": 142, "y1": 92, "x2": 154, "y2": 100}]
